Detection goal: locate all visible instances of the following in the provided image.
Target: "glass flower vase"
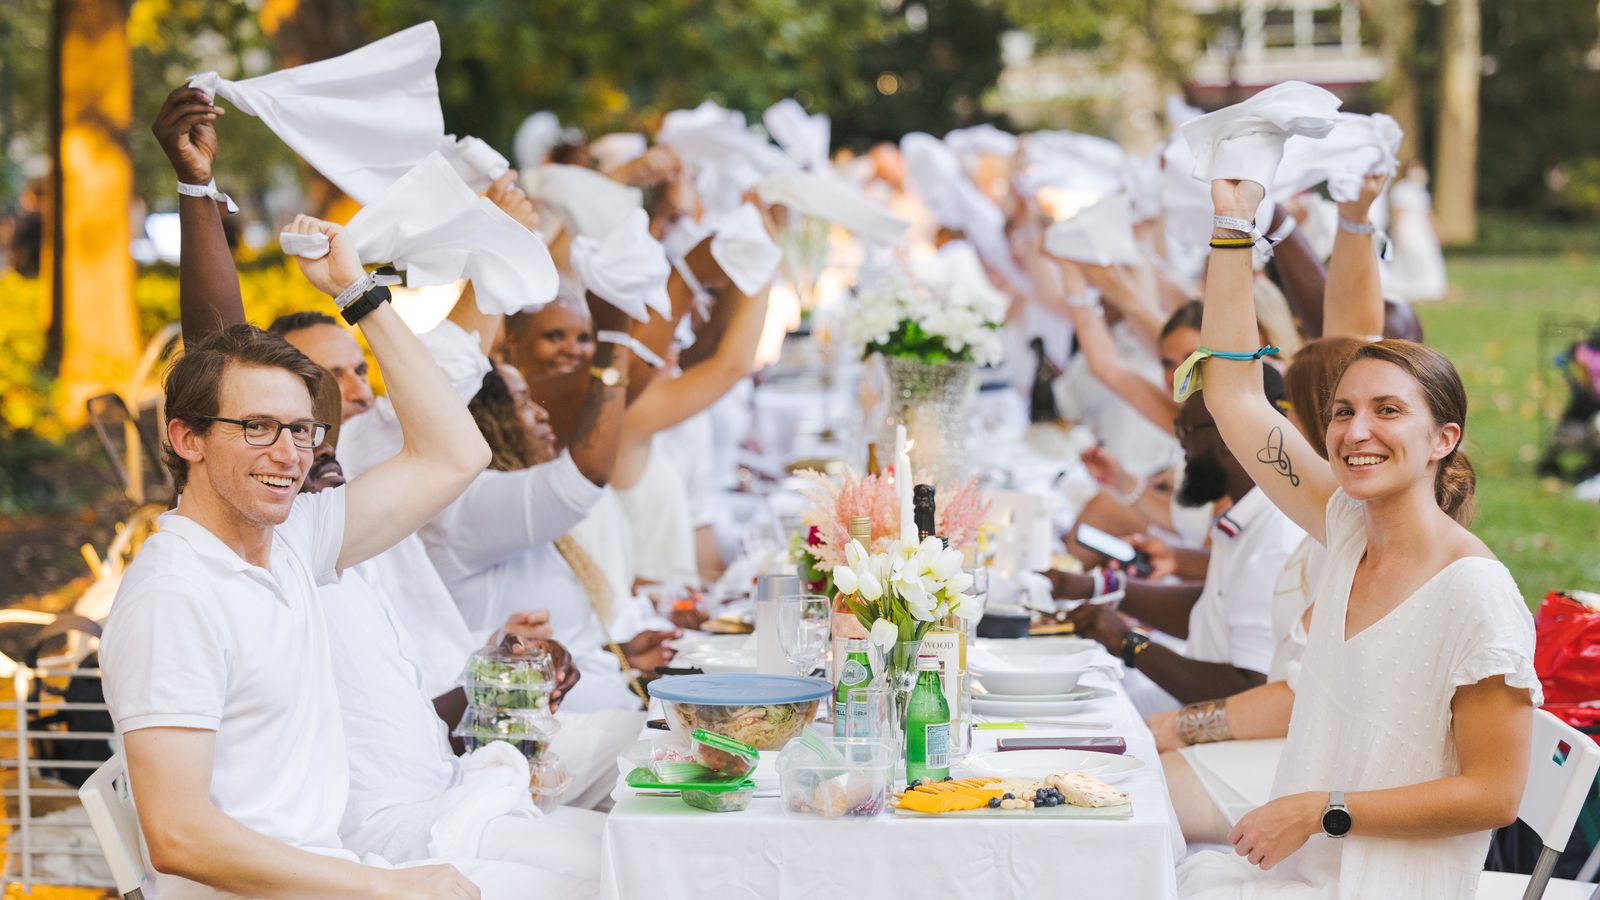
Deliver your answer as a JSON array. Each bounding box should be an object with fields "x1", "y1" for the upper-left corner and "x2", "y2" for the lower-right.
[
  {"x1": 880, "y1": 355, "x2": 977, "y2": 487},
  {"x1": 886, "y1": 638, "x2": 925, "y2": 752}
]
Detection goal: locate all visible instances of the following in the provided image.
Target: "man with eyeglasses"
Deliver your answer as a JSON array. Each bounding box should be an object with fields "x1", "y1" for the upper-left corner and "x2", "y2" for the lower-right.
[
  {"x1": 1047, "y1": 365, "x2": 1304, "y2": 718},
  {"x1": 99, "y1": 208, "x2": 501, "y2": 898}
]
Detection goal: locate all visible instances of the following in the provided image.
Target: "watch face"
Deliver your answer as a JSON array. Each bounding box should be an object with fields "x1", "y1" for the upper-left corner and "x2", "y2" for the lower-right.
[{"x1": 1322, "y1": 807, "x2": 1352, "y2": 837}]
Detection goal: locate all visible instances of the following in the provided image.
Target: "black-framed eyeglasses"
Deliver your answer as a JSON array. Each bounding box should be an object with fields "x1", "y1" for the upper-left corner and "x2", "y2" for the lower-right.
[{"x1": 197, "y1": 416, "x2": 329, "y2": 449}]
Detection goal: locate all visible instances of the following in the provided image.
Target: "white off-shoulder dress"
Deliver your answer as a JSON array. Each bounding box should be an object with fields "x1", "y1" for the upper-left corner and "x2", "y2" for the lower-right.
[{"x1": 1177, "y1": 490, "x2": 1542, "y2": 899}]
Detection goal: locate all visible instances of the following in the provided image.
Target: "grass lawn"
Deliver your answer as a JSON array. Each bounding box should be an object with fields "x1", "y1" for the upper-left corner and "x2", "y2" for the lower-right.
[{"x1": 1419, "y1": 253, "x2": 1600, "y2": 608}]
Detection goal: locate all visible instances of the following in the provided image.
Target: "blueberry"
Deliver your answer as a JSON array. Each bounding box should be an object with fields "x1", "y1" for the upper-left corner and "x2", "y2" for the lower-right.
[
  {"x1": 943, "y1": 776, "x2": 954, "y2": 782},
  {"x1": 909, "y1": 779, "x2": 922, "y2": 788},
  {"x1": 1002, "y1": 793, "x2": 1015, "y2": 801},
  {"x1": 987, "y1": 797, "x2": 1001, "y2": 808}
]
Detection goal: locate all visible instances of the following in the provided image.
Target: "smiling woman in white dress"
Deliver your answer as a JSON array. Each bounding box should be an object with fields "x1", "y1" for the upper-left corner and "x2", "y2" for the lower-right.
[{"x1": 1174, "y1": 176, "x2": 1540, "y2": 900}]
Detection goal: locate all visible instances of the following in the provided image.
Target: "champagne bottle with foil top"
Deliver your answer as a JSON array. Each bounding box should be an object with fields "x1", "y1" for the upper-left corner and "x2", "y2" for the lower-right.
[
  {"x1": 913, "y1": 483, "x2": 937, "y2": 543},
  {"x1": 828, "y1": 516, "x2": 872, "y2": 685},
  {"x1": 904, "y1": 655, "x2": 951, "y2": 783},
  {"x1": 834, "y1": 638, "x2": 873, "y2": 737}
]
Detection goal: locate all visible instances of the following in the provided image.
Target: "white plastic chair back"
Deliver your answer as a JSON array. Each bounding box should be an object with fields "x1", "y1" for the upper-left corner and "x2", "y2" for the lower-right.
[
  {"x1": 79, "y1": 753, "x2": 150, "y2": 899},
  {"x1": 1516, "y1": 710, "x2": 1600, "y2": 900}
]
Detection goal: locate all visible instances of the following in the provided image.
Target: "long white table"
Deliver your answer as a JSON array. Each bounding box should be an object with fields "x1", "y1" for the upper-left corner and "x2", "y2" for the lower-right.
[{"x1": 598, "y1": 643, "x2": 1184, "y2": 900}]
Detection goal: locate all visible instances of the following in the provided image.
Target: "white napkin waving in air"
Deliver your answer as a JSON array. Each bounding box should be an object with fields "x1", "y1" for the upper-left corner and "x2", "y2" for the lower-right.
[
  {"x1": 1272, "y1": 112, "x2": 1403, "y2": 203},
  {"x1": 756, "y1": 171, "x2": 910, "y2": 245},
  {"x1": 763, "y1": 98, "x2": 831, "y2": 172},
  {"x1": 439, "y1": 134, "x2": 510, "y2": 192},
  {"x1": 280, "y1": 153, "x2": 557, "y2": 315},
  {"x1": 522, "y1": 164, "x2": 643, "y2": 240},
  {"x1": 901, "y1": 132, "x2": 1030, "y2": 299},
  {"x1": 570, "y1": 208, "x2": 672, "y2": 322},
  {"x1": 1043, "y1": 193, "x2": 1145, "y2": 268},
  {"x1": 707, "y1": 203, "x2": 783, "y2": 296},
  {"x1": 189, "y1": 22, "x2": 445, "y2": 206},
  {"x1": 1180, "y1": 80, "x2": 1342, "y2": 189}
]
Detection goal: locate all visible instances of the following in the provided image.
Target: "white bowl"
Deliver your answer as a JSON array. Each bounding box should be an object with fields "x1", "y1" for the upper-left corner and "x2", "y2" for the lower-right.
[{"x1": 971, "y1": 664, "x2": 1092, "y2": 696}]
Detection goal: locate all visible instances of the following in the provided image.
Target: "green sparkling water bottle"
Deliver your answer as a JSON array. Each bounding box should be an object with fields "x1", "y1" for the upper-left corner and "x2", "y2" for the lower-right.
[
  {"x1": 834, "y1": 638, "x2": 873, "y2": 737},
  {"x1": 904, "y1": 654, "x2": 951, "y2": 783}
]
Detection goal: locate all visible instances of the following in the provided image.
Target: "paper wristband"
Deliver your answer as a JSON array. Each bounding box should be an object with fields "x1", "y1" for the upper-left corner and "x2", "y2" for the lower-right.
[
  {"x1": 1172, "y1": 345, "x2": 1281, "y2": 403},
  {"x1": 177, "y1": 180, "x2": 239, "y2": 215},
  {"x1": 1213, "y1": 215, "x2": 1278, "y2": 260},
  {"x1": 595, "y1": 330, "x2": 666, "y2": 369}
]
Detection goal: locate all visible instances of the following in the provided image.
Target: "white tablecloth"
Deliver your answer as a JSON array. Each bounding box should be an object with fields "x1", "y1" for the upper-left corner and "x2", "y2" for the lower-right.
[{"x1": 599, "y1": 649, "x2": 1183, "y2": 900}]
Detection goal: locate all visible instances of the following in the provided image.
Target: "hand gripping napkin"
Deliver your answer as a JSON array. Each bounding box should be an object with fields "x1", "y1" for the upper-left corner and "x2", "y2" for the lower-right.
[
  {"x1": 707, "y1": 203, "x2": 783, "y2": 296},
  {"x1": 440, "y1": 135, "x2": 510, "y2": 193},
  {"x1": 1043, "y1": 193, "x2": 1145, "y2": 268},
  {"x1": 756, "y1": 171, "x2": 910, "y2": 246},
  {"x1": 188, "y1": 22, "x2": 445, "y2": 206},
  {"x1": 1179, "y1": 81, "x2": 1343, "y2": 189},
  {"x1": 522, "y1": 164, "x2": 644, "y2": 240},
  {"x1": 762, "y1": 98, "x2": 831, "y2": 172},
  {"x1": 1272, "y1": 112, "x2": 1403, "y2": 203},
  {"x1": 280, "y1": 153, "x2": 557, "y2": 315},
  {"x1": 570, "y1": 208, "x2": 672, "y2": 323}
]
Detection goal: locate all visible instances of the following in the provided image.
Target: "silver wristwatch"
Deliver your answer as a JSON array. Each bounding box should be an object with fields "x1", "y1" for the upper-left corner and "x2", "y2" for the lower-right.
[{"x1": 1320, "y1": 790, "x2": 1352, "y2": 839}]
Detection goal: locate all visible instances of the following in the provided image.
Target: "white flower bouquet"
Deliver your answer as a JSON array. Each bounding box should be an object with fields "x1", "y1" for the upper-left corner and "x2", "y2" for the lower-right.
[
  {"x1": 843, "y1": 242, "x2": 1007, "y2": 366},
  {"x1": 833, "y1": 536, "x2": 980, "y2": 653}
]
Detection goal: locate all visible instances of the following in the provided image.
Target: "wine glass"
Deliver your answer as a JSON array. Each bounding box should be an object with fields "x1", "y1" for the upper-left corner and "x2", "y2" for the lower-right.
[{"x1": 777, "y1": 593, "x2": 830, "y2": 679}]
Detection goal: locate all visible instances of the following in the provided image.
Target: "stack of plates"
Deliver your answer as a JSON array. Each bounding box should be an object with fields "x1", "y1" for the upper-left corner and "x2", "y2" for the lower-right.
[{"x1": 970, "y1": 642, "x2": 1114, "y2": 716}]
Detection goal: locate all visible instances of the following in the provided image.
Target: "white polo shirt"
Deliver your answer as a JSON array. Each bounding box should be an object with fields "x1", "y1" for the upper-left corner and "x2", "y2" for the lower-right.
[
  {"x1": 1183, "y1": 487, "x2": 1306, "y2": 673},
  {"x1": 321, "y1": 564, "x2": 458, "y2": 844},
  {"x1": 101, "y1": 490, "x2": 352, "y2": 897}
]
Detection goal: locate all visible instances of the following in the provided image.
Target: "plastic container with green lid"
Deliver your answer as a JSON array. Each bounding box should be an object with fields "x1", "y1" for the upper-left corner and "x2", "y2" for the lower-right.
[
  {"x1": 690, "y1": 728, "x2": 760, "y2": 778},
  {"x1": 624, "y1": 767, "x2": 757, "y2": 813}
]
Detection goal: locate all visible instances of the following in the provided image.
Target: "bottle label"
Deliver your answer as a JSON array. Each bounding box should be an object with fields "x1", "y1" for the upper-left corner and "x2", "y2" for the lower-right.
[
  {"x1": 923, "y1": 722, "x2": 950, "y2": 770},
  {"x1": 839, "y1": 659, "x2": 869, "y2": 687}
]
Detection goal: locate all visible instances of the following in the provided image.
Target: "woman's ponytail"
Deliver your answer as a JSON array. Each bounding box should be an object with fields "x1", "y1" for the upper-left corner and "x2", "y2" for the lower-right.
[{"x1": 1435, "y1": 449, "x2": 1476, "y2": 526}]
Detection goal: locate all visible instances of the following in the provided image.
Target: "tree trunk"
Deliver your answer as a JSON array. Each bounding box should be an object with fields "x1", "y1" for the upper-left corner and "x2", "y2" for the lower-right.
[
  {"x1": 1434, "y1": 0, "x2": 1480, "y2": 246},
  {"x1": 48, "y1": 0, "x2": 138, "y2": 423},
  {"x1": 1360, "y1": 0, "x2": 1422, "y2": 165}
]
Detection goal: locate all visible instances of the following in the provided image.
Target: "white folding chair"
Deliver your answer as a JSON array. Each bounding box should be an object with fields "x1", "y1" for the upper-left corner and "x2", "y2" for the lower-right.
[
  {"x1": 78, "y1": 753, "x2": 151, "y2": 900},
  {"x1": 1478, "y1": 710, "x2": 1600, "y2": 900}
]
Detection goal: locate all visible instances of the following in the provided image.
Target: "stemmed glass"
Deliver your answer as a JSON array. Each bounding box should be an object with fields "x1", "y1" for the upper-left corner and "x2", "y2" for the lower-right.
[{"x1": 777, "y1": 593, "x2": 831, "y2": 679}]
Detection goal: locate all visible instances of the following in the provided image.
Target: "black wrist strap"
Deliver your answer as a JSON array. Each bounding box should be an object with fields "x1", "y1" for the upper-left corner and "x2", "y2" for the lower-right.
[
  {"x1": 1120, "y1": 632, "x2": 1150, "y2": 668},
  {"x1": 340, "y1": 284, "x2": 392, "y2": 326}
]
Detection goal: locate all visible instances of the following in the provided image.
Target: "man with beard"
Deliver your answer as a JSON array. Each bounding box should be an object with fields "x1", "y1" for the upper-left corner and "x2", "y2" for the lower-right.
[
  {"x1": 300, "y1": 375, "x2": 604, "y2": 897},
  {"x1": 1050, "y1": 365, "x2": 1304, "y2": 715}
]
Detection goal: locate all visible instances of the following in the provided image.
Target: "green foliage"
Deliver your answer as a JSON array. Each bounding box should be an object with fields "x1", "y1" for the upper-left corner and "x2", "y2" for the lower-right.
[
  {"x1": 361, "y1": 0, "x2": 894, "y2": 150},
  {"x1": 1419, "y1": 253, "x2": 1600, "y2": 604},
  {"x1": 866, "y1": 319, "x2": 973, "y2": 364},
  {"x1": 1474, "y1": 0, "x2": 1600, "y2": 213},
  {"x1": 826, "y1": 0, "x2": 1010, "y2": 148}
]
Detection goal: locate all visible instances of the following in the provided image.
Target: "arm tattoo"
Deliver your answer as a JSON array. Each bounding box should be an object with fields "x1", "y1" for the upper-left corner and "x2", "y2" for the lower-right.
[{"x1": 1258, "y1": 426, "x2": 1301, "y2": 487}]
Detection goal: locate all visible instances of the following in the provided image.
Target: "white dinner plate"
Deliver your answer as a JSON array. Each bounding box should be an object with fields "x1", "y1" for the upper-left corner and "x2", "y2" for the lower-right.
[
  {"x1": 971, "y1": 687, "x2": 1116, "y2": 717},
  {"x1": 959, "y1": 749, "x2": 1146, "y2": 785},
  {"x1": 971, "y1": 684, "x2": 1100, "y2": 704}
]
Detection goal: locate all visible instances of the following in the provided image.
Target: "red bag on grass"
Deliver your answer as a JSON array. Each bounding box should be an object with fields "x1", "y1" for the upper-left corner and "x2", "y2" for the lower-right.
[{"x1": 1534, "y1": 591, "x2": 1600, "y2": 732}]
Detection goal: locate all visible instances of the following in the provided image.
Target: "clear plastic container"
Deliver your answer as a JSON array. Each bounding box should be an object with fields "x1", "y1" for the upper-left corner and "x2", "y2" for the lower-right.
[
  {"x1": 454, "y1": 707, "x2": 559, "y2": 758},
  {"x1": 690, "y1": 728, "x2": 760, "y2": 778},
  {"x1": 528, "y1": 754, "x2": 570, "y2": 813},
  {"x1": 777, "y1": 736, "x2": 893, "y2": 818},
  {"x1": 649, "y1": 675, "x2": 830, "y2": 751},
  {"x1": 461, "y1": 640, "x2": 555, "y2": 710},
  {"x1": 680, "y1": 785, "x2": 754, "y2": 813}
]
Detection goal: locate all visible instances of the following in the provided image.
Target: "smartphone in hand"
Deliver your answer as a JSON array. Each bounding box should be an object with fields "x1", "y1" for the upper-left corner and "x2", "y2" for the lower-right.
[{"x1": 1074, "y1": 524, "x2": 1153, "y2": 578}]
